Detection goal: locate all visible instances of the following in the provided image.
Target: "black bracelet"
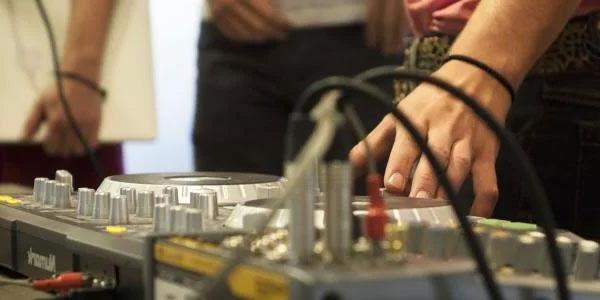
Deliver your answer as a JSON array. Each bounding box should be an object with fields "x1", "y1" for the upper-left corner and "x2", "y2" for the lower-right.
[
  {"x1": 442, "y1": 54, "x2": 515, "y2": 101},
  {"x1": 57, "y1": 71, "x2": 107, "y2": 99}
]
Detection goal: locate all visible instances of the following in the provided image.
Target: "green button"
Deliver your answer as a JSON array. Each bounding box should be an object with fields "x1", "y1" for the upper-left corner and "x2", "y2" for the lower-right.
[
  {"x1": 477, "y1": 218, "x2": 510, "y2": 228},
  {"x1": 502, "y1": 222, "x2": 537, "y2": 232}
]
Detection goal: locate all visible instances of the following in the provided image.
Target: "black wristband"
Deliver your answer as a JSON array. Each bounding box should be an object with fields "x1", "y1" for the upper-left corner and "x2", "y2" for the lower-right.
[
  {"x1": 442, "y1": 54, "x2": 516, "y2": 102},
  {"x1": 57, "y1": 71, "x2": 107, "y2": 99}
]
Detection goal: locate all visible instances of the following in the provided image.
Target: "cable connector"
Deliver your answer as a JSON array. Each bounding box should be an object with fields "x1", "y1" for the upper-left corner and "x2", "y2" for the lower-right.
[
  {"x1": 32, "y1": 272, "x2": 91, "y2": 293},
  {"x1": 365, "y1": 173, "x2": 387, "y2": 241}
]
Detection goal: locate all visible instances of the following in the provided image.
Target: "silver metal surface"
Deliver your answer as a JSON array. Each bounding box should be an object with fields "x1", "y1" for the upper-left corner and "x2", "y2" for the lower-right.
[
  {"x1": 514, "y1": 235, "x2": 536, "y2": 274},
  {"x1": 153, "y1": 203, "x2": 169, "y2": 232},
  {"x1": 92, "y1": 192, "x2": 110, "y2": 219},
  {"x1": 54, "y1": 182, "x2": 71, "y2": 209},
  {"x1": 406, "y1": 220, "x2": 428, "y2": 254},
  {"x1": 573, "y1": 240, "x2": 600, "y2": 281},
  {"x1": 324, "y1": 161, "x2": 353, "y2": 263},
  {"x1": 77, "y1": 188, "x2": 95, "y2": 216},
  {"x1": 136, "y1": 191, "x2": 155, "y2": 218},
  {"x1": 168, "y1": 205, "x2": 185, "y2": 232},
  {"x1": 488, "y1": 230, "x2": 513, "y2": 269},
  {"x1": 120, "y1": 187, "x2": 137, "y2": 214},
  {"x1": 190, "y1": 189, "x2": 218, "y2": 220},
  {"x1": 55, "y1": 169, "x2": 73, "y2": 192},
  {"x1": 422, "y1": 224, "x2": 449, "y2": 259},
  {"x1": 243, "y1": 211, "x2": 270, "y2": 228},
  {"x1": 528, "y1": 231, "x2": 546, "y2": 272},
  {"x1": 43, "y1": 180, "x2": 57, "y2": 207},
  {"x1": 155, "y1": 194, "x2": 168, "y2": 205},
  {"x1": 183, "y1": 208, "x2": 204, "y2": 233},
  {"x1": 33, "y1": 177, "x2": 48, "y2": 203},
  {"x1": 96, "y1": 172, "x2": 284, "y2": 204},
  {"x1": 286, "y1": 162, "x2": 316, "y2": 265},
  {"x1": 164, "y1": 187, "x2": 179, "y2": 206},
  {"x1": 541, "y1": 236, "x2": 574, "y2": 277},
  {"x1": 108, "y1": 195, "x2": 129, "y2": 225}
]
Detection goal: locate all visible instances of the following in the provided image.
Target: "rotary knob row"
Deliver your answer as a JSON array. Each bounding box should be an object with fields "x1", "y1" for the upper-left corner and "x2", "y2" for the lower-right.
[
  {"x1": 152, "y1": 204, "x2": 204, "y2": 233},
  {"x1": 33, "y1": 177, "x2": 72, "y2": 209}
]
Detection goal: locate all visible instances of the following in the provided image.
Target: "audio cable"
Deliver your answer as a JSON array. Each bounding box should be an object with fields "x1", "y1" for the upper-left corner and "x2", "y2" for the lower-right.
[
  {"x1": 297, "y1": 77, "x2": 503, "y2": 300},
  {"x1": 35, "y1": 0, "x2": 104, "y2": 181}
]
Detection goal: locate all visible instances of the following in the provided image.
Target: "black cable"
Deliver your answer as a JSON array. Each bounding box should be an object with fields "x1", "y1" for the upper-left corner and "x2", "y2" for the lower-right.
[
  {"x1": 297, "y1": 77, "x2": 503, "y2": 300},
  {"x1": 35, "y1": 0, "x2": 104, "y2": 181},
  {"x1": 57, "y1": 71, "x2": 108, "y2": 99},
  {"x1": 343, "y1": 104, "x2": 377, "y2": 174},
  {"x1": 352, "y1": 66, "x2": 570, "y2": 300}
]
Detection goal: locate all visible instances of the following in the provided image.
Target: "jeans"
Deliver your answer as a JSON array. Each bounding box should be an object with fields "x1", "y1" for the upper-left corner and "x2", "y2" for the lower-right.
[
  {"x1": 193, "y1": 22, "x2": 401, "y2": 176},
  {"x1": 493, "y1": 75, "x2": 600, "y2": 238}
]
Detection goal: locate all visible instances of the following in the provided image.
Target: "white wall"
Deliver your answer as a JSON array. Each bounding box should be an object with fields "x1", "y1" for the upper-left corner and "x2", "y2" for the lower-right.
[{"x1": 123, "y1": 0, "x2": 203, "y2": 173}]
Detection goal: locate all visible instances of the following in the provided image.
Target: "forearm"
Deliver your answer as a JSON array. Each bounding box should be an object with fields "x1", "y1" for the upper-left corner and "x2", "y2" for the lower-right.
[
  {"x1": 62, "y1": 0, "x2": 115, "y2": 81},
  {"x1": 448, "y1": 0, "x2": 581, "y2": 88}
]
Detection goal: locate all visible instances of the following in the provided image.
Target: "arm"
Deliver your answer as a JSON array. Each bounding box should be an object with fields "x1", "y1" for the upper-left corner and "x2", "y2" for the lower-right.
[
  {"x1": 24, "y1": 0, "x2": 114, "y2": 157},
  {"x1": 351, "y1": 0, "x2": 582, "y2": 216}
]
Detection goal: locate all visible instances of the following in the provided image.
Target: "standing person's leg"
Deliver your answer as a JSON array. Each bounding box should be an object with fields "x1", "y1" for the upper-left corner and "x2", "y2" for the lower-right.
[{"x1": 193, "y1": 23, "x2": 290, "y2": 176}]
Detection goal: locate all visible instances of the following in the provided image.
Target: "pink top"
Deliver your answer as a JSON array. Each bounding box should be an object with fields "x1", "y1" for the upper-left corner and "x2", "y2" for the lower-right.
[{"x1": 405, "y1": 0, "x2": 600, "y2": 36}]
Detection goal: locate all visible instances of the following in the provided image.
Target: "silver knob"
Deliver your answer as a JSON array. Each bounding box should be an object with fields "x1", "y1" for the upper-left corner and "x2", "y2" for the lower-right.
[
  {"x1": 43, "y1": 180, "x2": 57, "y2": 206},
  {"x1": 514, "y1": 234, "x2": 537, "y2": 274},
  {"x1": 541, "y1": 236, "x2": 574, "y2": 277},
  {"x1": 168, "y1": 205, "x2": 186, "y2": 232},
  {"x1": 406, "y1": 221, "x2": 428, "y2": 254},
  {"x1": 164, "y1": 186, "x2": 179, "y2": 205},
  {"x1": 573, "y1": 240, "x2": 600, "y2": 281},
  {"x1": 183, "y1": 208, "x2": 204, "y2": 233},
  {"x1": 120, "y1": 187, "x2": 137, "y2": 214},
  {"x1": 54, "y1": 182, "x2": 71, "y2": 209},
  {"x1": 55, "y1": 169, "x2": 73, "y2": 192},
  {"x1": 422, "y1": 224, "x2": 450, "y2": 259},
  {"x1": 92, "y1": 192, "x2": 111, "y2": 219},
  {"x1": 190, "y1": 189, "x2": 218, "y2": 220},
  {"x1": 153, "y1": 203, "x2": 170, "y2": 233},
  {"x1": 488, "y1": 230, "x2": 514, "y2": 269},
  {"x1": 108, "y1": 195, "x2": 129, "y2": 225},
  {"x1": 528, "y1": 231, "x2": 547, "y2": 272},
  {"x1": 33, "y1": 177, "x2": 48, "y2": 203},
  {"x1": 155, "y1": 194, "x2": 168, "y2": 205},
  {"x1": 136, "y1": 191, "x2": 155, "y2": 218},
  {"x1": 77, "y1": 188, "x2": 95, "y2": 216}
]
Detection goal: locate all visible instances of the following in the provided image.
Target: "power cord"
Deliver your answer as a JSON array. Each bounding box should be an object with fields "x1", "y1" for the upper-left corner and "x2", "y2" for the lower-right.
[
  {"x1": 353, "y1": 66, "x2": 569, "y2": 300},
  {"x1": 34, "y1": 0, "x2": 104, "y2": 181},
  {"x1": 297, "y1": 77, "x2": 503, "y2": 300}
]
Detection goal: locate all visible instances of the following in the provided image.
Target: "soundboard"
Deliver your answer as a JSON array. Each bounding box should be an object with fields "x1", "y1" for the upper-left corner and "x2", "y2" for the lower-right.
[{"x1": 2, "y1": 169, "x2": 600, "y2": 299}]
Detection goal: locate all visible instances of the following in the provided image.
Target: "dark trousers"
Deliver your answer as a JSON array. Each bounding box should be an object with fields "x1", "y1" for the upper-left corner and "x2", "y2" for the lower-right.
[
  {"x1": 193, "y1": 23, "x2": 401, "y2": 176},
  {"x1": 493, "y1": 75, "x2": 600, "y2": 238}
]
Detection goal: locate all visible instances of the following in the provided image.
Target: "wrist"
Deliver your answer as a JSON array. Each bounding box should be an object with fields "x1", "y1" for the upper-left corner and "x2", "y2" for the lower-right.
[
  {"x1": 61, "y1": 51, "x2": 103, "y2": 82},
  {"x1": 433, "y1": 60, "x2": 512, "y2": 122}
]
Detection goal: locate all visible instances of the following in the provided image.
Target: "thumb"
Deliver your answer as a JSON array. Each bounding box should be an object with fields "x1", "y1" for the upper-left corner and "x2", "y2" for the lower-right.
[{"x1": 22, "y1": 100, "x2": 46, "y2": 140}]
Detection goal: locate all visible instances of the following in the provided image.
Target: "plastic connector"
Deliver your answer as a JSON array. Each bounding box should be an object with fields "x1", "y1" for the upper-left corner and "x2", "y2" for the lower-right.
[
  {"x1": 32, "y1": 272, "x2": 90, "y2": 293},
  {"x1": 365, "y1": 173, "x2": 387, "y2": 241}
]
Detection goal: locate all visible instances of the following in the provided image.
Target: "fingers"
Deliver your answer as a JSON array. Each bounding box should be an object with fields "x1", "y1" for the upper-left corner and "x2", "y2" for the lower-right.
[
  {"x1": 349, "y1": 114, "x2": 396, "y2": 174},
  {"x1": 409, "y1": 128, "x2": 453, "y2": 198},
  {"x1": 230, "y1": 1, "x2": 284, "y2": 41},
  {"x1": 213, "y1": 0, "x2": 289, "y2": 42},
  {"x1": 23, "y1": 100, "x2": 45, "y2": 140},
  {"x1": 436, "y1": 139, "x2": 472, "y2": 199},
  {"x1": 470, "y1": 151, "x2": 499, "y2": 217},
  {"x1": 384, "y1": 123, "x2": 425, "y2": 194}
]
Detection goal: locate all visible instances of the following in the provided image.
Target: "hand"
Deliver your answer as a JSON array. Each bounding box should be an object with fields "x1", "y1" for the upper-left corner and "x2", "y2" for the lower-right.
[
  {"x1": 350, "y1": 61, "x2": 512, "y2": 217},
  {"x1": 23, "y1": 79, "x2": 102, "y2": 158},
  {"x1": 208, "y1": 0, "x2": 291, "y2": 42},
  {"x1": 365, "y1": 0, "x2": 407, "y2": 55}
]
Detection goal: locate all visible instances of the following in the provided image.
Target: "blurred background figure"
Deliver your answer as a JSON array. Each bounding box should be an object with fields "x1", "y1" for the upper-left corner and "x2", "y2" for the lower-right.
[
  {"x1": 193, "y1": 0, "x2": 407, "y2": 176},
  {"x1": 0, "y1": 0, "x2": 120, "y2": 190}
]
